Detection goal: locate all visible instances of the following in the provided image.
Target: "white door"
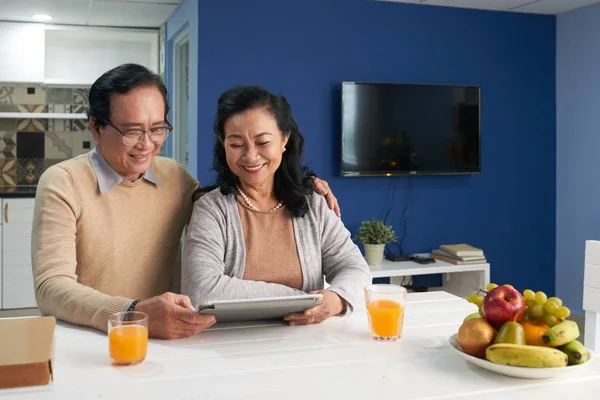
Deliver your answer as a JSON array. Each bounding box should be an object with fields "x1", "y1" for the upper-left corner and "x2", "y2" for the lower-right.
[
  {"x1": 1, "y1": 198, "x2": 36, "y2": 309},
  {"x1": 171, "y1": 30, "x2": 191, "y2": 293},
  {"x1": 173, "y1": 29, "x2": 190, "y2": 171}
]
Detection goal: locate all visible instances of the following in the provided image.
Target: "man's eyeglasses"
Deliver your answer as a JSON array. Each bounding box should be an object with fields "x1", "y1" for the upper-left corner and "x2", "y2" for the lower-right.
[{"x1": 104, "y1": 119, "x2": 173, "y2": 147}]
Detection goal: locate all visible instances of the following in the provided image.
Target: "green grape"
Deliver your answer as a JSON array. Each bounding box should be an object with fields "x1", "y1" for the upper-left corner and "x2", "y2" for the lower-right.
[
  {"x1": 556, "y1": 306, "x2": 571, "y2": 319},
  {"x1": 522, "y1": 313, "x2": 530, "y2": 321},
  {"x1": 544, "y1": 301, "x2": 559, "y2": 315},
  {"x1": 548, "y1": 297, "x2": 563, "y2": 306},
  {"x1": 535, "y1": 291, "x2": 548, "y2": 305},
  {"x1": 466, "y1": 293, "x2": 475, "y2": 303},
  {"x1": 531, "y1": 304, "x2": 544, "y2": 318},
  {"x1": 543, "y1": 312, "x2": 559, "y2": 327},
  {"x1": 478, "y1": 305, "x2": 484, "y2": 317},
  {"x1": 526, "y1": 299, "x2": 536, "y2": 311},
  {"x1": 504, "y1": 284, "x2": 514, "y2": 289},
  {"x1": 523, "y1": 289, "x2": 535, "y2": 301},
  {"x1": 486, "y1": 283, "x2": 498, "y2": 292},
  {"x1": 473, "y1": 294, "x2": 485, "y2": 307}
]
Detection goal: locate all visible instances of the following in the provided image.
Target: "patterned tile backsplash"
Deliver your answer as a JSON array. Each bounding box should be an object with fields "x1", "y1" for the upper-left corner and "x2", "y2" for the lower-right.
[
  {"x1": 17, "y1": 131, "x2": 45, "y2": 158},
  {"x1": 0, "y1": 131, "x2": 16, "y2": 158},
  {"x1": 16, "y1": 158, "x2": 44, "y2": 186},
  {"x1": 0, "y1": 84, "x2": 92, "y2": 189}
]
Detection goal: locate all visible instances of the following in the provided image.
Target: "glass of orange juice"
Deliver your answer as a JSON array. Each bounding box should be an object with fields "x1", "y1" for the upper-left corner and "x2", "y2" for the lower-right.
[
  {"x1": 108, "y1": 311, "x2": 148, "y2": 366},
  {"x1": 364, "y1": 284, "x2": 407, "y2": 341}
]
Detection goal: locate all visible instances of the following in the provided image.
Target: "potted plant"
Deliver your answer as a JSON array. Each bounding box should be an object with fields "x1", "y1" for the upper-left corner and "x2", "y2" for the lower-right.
[{"x1": 354, "y1": 219, "x2": 397, "y2": 267}]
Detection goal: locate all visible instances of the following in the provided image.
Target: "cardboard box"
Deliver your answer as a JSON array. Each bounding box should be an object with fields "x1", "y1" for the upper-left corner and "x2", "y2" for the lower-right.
[{"x1": 0, "y1": 316, "x2": 56, "y2": 390}]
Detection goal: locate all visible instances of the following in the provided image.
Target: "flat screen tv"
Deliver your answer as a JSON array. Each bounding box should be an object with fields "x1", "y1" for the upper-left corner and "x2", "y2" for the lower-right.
[{"x1": 341, "y1": 82, "x2": 481, "y2": 176}]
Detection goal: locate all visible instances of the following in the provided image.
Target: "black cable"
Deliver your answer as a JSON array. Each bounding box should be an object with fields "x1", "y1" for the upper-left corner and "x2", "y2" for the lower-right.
[
  {"x1": 397, "y1": 176, "x2": 415, "y2": 250},
  {"x1": 383, "y1": 178, "x2": 397, "y2": 225},
  {"x1": 384, "y1": 177, "x2": 414, "y2": 257}
]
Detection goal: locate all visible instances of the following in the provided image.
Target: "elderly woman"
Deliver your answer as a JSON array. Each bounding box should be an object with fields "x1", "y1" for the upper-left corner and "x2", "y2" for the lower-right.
[{"x1": 182, "y1": 86, "x2": 371, "y2": 325}]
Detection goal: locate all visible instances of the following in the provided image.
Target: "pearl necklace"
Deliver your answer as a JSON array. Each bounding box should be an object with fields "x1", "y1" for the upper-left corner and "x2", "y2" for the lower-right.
[{"x1": 236, "y1": 185, "x2": 284, "y2": 212}]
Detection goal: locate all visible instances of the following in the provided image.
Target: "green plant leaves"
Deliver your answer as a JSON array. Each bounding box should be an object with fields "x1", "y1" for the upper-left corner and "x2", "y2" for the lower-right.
[{"x1": 353, "y1": 219, "x2": 397, "y2": 245}]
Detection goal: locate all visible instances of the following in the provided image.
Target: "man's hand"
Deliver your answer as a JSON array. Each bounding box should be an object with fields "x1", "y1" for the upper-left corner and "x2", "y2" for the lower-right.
[
  {"x1": 311, "y1": 177, "x2": 341, "y2": 217},
  {"x1": 283, "y1": 290, "x2": 345, "y2": 325},
  {"x1": 134, "y1": 292, "x2": 216, "y2": 339}
]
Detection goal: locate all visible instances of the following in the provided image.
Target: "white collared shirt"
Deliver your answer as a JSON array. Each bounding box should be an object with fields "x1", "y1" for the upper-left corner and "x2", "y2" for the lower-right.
[{"x1": 89, "y1": 145, "x2": 162, "y2": 195}]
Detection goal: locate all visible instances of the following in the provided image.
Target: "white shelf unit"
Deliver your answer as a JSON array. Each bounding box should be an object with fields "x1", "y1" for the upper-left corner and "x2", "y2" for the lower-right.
[
  {"x1": 0, "y1": 113, "x2": 87, "y2": 119},
  {"x1": 370, "y1": 255, "x2": 490, "y2": 299}
]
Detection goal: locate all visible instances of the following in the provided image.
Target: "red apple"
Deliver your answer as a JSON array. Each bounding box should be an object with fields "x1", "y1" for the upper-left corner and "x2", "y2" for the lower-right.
[{"x1": 481, "y1": 285, "x2": 526, "y2": 330}]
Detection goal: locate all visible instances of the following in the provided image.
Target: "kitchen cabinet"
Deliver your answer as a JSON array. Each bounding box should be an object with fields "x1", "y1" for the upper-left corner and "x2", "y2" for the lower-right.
[
  {"x1": 0, "y1": 220, "x2": 2, "y2": 309},
  {"x1": 44, "y1": 25, "x2": 158, "y2": 86},
  {"x1": 0, "y1": 22, "x2": 158, "y2": 86},
  {"x1": 1, "y1": 198, "x2": 36, "y2": 309},
  {"x1": 0, "y1": 22, "x2": 45, "y2": 83}
]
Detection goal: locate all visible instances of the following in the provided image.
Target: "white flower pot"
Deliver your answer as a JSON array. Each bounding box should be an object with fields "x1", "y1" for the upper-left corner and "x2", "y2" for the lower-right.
[{"x1": 364, "y1": 243, "x2": 385, "y2": 267}]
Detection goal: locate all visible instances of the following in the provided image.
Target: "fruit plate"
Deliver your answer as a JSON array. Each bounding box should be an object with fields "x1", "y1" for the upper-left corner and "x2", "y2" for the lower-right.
[{"x1": 448, "y1": 334, "x2": 593, "y2": 379}]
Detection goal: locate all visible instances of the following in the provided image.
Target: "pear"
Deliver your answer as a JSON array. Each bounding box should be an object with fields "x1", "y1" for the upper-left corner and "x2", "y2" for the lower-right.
[{"x1": 493, "y1": 321, "x2": 526, "y2": 345}]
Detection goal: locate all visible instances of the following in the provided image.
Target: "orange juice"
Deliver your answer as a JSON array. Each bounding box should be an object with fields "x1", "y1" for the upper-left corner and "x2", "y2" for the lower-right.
[
  {"x1": 366, "y1": 299, "x2": 404, "y2": 338},
  {"x1": 109, "y1": 325, "x2": 148, "y2": 364}
]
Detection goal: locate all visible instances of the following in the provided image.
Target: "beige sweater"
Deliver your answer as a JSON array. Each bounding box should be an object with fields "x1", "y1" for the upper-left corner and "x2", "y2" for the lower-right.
[{"x1": 32, "y1": 153, "x2": 197, "y2": 332}]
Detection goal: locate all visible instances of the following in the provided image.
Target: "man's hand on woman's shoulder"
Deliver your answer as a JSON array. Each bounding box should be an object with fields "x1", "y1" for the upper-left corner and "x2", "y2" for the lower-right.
[
  {"x1": 311, "y1": 177, "x2": 341, "y2": 217},
  {"x1": 135, "y1": 292, "x2": 216, "y2": 339}
]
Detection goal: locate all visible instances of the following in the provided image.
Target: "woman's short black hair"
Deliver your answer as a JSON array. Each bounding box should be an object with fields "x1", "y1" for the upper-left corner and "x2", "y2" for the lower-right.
[
  {"x1": 213, "y1": 86, "x2": 314, "y2": 217},
  {"x1": 87, "y1": 63, "x2": 168, "y2": 127}
]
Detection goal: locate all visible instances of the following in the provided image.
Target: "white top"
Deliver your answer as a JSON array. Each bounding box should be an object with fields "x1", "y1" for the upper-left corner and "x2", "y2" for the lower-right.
[
  {"x1": 370, "y1": 255, "x2": 489, "y2": 278},
  {"x1": 3, "y1": 291, "x2": 599, "y2": 399}
]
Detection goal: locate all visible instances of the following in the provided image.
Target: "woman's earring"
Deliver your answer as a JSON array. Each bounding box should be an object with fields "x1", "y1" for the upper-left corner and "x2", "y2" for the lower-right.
[{"x1": 283, "y1": 146, "x2": 286, "y2": 152}]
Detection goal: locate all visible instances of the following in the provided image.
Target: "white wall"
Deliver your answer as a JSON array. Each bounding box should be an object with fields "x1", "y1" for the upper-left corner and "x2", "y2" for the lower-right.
[{"x1": 556, "y1": 3, "x2": 600, "y2": 315}]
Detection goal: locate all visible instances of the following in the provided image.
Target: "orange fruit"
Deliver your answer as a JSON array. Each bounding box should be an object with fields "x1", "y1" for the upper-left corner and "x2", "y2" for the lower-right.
[{"x1": 521, "y1": 320, "x2": 550, "y2": 346}]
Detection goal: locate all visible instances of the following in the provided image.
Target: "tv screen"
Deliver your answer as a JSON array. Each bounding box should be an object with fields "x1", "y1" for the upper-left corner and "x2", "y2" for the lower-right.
[{"x1": 341, "y1": 82, "x2": 481, "y2": 176}]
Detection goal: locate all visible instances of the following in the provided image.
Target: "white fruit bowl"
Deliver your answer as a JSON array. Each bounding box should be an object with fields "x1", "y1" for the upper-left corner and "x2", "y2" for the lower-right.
[{"x1": 448, "y1": 334, "x2": 593, "y2": 379}]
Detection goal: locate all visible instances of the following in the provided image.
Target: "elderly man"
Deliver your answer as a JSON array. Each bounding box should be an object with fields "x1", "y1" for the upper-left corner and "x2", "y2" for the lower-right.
[{"x1": 32, "y1": 63, "x2": 339, "y2": 339}]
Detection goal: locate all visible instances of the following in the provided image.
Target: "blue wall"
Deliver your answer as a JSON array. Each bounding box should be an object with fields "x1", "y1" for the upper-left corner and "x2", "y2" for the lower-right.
[
  {"x1": 165, "y1": 0, "x2": 199, "y2": 178},
  {"x1": 195, "y1": 0, "x2": 557, "y2": 294},
  {"x1": 556, "y1": 3, "x2": 600, "y2": 314}
]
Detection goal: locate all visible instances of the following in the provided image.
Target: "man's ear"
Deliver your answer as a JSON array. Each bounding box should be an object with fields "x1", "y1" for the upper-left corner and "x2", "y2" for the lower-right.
[{"x1": 89, "y1": 117, "x2": 102, "y2": 143}]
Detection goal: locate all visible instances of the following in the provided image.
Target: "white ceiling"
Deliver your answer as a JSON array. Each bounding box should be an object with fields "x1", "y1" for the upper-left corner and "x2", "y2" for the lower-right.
[
  {"x1": 2, "y1": 0, "x2": 597, "y2": 30},
  {"x1": 379, "y1": 0, "x2": 600, "y2": 14},
  {"x1": 0, "y1": 0, "x2": 180, "y2": 28}
]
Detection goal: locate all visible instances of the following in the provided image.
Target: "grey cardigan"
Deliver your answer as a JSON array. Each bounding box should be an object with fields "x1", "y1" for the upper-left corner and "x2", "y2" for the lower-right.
[{"x1": 182, "y1": 188, "x2": 372, "y2": 313}]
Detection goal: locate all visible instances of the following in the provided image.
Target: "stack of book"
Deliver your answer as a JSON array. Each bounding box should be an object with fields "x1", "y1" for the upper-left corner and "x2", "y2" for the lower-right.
[{"x1": 430, "y1": 244, "x2": 486, "y2": 265}]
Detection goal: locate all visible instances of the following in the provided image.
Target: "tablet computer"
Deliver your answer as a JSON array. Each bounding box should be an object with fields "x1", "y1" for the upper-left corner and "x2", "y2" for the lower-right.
[{"x1": 196, "y1": 294, "x2": 323, "y2": 323}]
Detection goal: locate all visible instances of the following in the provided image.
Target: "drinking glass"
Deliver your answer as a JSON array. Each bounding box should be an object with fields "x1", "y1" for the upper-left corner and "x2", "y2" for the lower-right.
[
  {"x1": 364, "y1": 284, "x2": 407, "y2": 341},
  {"x1": 108, "y1": 311, "x2": 148, "y2": 365}
]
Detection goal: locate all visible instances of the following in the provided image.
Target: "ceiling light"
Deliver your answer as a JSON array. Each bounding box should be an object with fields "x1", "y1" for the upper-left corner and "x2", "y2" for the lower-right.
[{"x1": 32, "y1": 14, "x2": 52, "y2": 22}]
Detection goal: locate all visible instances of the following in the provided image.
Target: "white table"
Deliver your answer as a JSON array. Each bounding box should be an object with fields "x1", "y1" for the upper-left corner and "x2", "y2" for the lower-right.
[
  {"x1": 3, "y1": 291, "x2": 600, "y2": 399},
  {"x1": 371, "y1": 257, "x2": 490, "y2": 298}
]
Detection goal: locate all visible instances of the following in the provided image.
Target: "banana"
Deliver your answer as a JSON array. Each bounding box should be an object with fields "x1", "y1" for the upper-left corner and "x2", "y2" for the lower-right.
[
  {"x1": 542, "y1": 320, "x2": 580, "y2": 347},
  {"x1": 486, "y1": 343, "x2": 568, "y2": 368},
  {"x1": 559, "y1": 340, "x2": 590, "y2": 365}
]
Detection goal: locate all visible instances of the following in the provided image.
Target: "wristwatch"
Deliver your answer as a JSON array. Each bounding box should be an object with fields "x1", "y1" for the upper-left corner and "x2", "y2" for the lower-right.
[{"x1": 126, "y1": 300, "x2": 140, "y2": 312}]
